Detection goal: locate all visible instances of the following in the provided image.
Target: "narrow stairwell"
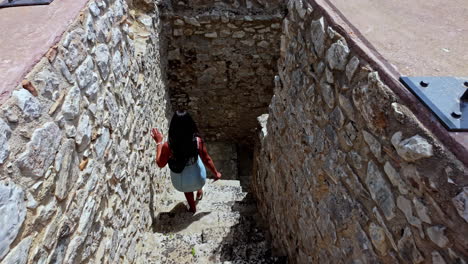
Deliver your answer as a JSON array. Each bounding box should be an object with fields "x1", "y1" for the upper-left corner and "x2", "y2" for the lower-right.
[{"x1": 136, "y1": 179, "x2": 285, "y2": 263}]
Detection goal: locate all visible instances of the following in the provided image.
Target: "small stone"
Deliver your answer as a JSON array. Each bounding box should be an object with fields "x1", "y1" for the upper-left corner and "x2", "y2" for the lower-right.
[
  {"x1": 325, "y1": 68, "x2": 334, "y2": 83},
  {"x1": 383, "y1": 162, "x2": 409, "y2": 195},
  {"x1": 12, "y1": 89, "x2": 42, "y2": 119},
  {"x1": 64, "y1": 38, "x2": 87, "y2": 72},
  {"x1": 16, "y1": 122, "x2": 62, "y2": 178},
  {"x1": 173, "y1": 29, "x2": 183, "y2": 36},
  {"x1": 55, "y1": 139, "x2": 77, "y2": 201},
  {"x1": 54, "y1": 57, "x2": 74, "y2": 84},
  {"x1": 85, "y1": 81, "x2": 99, "y2": 100},
  {"x1": 34, "y1": 199, "x2": 57, "y2": 224},
  {"x1": 232, "y1": 31, "x2": 246, "y2": 38},
  {"x1": 65, "y1": 123, "x2": 76, "y2": 138},
  {"x1": 3, "y1": 109, "x2": 18, "y2": 123},
  {"x1": 369, "y1": 223, "x2": 387, "y2": 255},
  {"x1": 183, "y1": 17, "x2": 200, "y2": 27},
  {"x1": 241, "y1": 40, "x2": 255, "y2": 47},
  {"x1": 257, "y1": 41, "x2": 269, "y2": 48},
  {"x1": 204, "y1": 32, "x2": 217, "y2": 38},
  {"x1": 452, "y1": 187, "x2": 468, "y2": 222},
  {"x1": 1, "y1": 236, "x2": 33, "y2": 264},
  {"x1": 62, "y1": 86, "x2": 81, "y2": 120},
  {"x1": 95, "y1": 44, "x2": 110, "y2": 80},
  {"x1": 138, "y1": 14, "x2": 153, "y2": 27},
  {"x1": 35, "y1": 68, "x2": 60, "y2": 99},
  {"x1": 76, "y1": 57, "x2": 95, "y2": 89},
  {"x1": 112, "y1": 50, "x2": 122, "y2": 79},
  {"x1": 0, "y1": 181, "x2": 26, "y2": 259},
  {"x1": 76, "y1": 114, "x2": 92, "y2": 152},
  {"x1": 413, "y1": 198, "x2": 432, "y2": 224},
  {"x1": 362, "y1": 130, "x2": 381, "y2": 159},
  {"x1": 397, "y1": 227, "x2": 424, "y2": 263},
  {"x1": 111, "y1": 27, "x2": 122, "y2": 47},
  {"x1": 338, "y1": 94, "x2": 355, "y2": 121},
  {"x1": 95, "y1": 127, "x2": 110, "y2": 159},
  {"x1": 432, "y1": 251, "x2": 447, "y2": 264},
  {"x1": 326, "y1": 40, "x2": 350, "y2": 70},
  {"x1": 0, "y1": 119, "x2": 12, "y2": 164},
  {"x1": 397, "y1": 196, "x2": 423, "y2": 236},
  {"x1": 321, "y1": 83, "x2": 334, "y2": 109},
  {"x1": 88, "y1": 1, "x2": 100, "y2": 16},
  {"x1": 173, "y1": 19, "x2": 184, "y2": 26},
  {"x1": 310, "y1": 17, "x2": 326, "y2": 56},
  {"x1": 427, "y1": 226, "x2": 449, "y2": 248},
  {"x1": 366, "y1": 161, "x2": 395, "y2": 220},
  {"x1": 346, "y1": 56, "x2": 360, "y2": 81},
  {"x1": 330, "y1": 107, "x2": 345, "y2": 128},
  {"x1": 391, "y1": 132, "x2": 433, "y2": 162},
  {"x1": 77, "y1": 197, "x2": 96, "y2": 234}
]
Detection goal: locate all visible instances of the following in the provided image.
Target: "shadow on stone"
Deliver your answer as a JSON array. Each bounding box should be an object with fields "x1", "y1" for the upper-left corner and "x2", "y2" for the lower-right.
[
  {"x1": 214, "y1": 196, "x2": 287, "y2": 263},
  {"x1": 153, "y1": 202, "x2": 211, "y2": 234}
]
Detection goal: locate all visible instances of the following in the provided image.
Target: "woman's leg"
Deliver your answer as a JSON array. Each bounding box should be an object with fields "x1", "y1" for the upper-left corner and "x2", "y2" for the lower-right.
[
  {"x1": 184, "y1": 192, "x2": 196, "y2": 213},
  {"x1": 196, "y1": 189, "x2": 203, "y2": 200}
]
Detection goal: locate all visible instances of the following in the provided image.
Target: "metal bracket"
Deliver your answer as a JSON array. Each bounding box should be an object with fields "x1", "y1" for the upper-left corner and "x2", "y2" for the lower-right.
[
  {"x1": 0, "y1": 0, "x2": 54, "y2": 9},
  {"x1": 400, "y1": 76, "x2": 468, "y2": 131}
]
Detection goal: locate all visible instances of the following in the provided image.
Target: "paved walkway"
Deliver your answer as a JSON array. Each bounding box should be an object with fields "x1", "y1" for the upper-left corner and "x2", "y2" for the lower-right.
[
  {"x1": 0, "y1": 0, "x2": 89, "y2": 103},
  {"x1": 136, "y1": 180, "x2": 285, "y2": 263},
  {"x1": 331, "y1": 0, "x2": 468, "y2": 77}
]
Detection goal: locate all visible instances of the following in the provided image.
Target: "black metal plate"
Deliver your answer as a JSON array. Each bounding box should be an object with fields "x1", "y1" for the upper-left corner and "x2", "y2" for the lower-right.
[
  {"x1": 0, "y1": 0, "x2": 53, "y2": 8},
  {"x1": 400, "y1": 76, "x2": 468, "y2": 131}
]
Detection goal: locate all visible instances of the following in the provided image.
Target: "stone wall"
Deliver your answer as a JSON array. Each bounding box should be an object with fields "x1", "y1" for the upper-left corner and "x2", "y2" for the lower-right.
[
  {"x1": 0, "y1": 0, "x2": 172, "y2": 263},
  {"x1": 164, "y1": 8, "x2": 284, "y2": 143},
  {"x1": 252, "y1": 0, "x2": 468, "y2": 263}
]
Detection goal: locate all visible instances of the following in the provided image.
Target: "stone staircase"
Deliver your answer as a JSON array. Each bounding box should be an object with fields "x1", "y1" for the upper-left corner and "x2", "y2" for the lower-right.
[{"x1": 136, "y1": 180, "x2": 286, "y2": 263}]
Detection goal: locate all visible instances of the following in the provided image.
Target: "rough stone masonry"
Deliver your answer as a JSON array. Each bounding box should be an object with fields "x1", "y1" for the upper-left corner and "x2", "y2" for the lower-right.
[
  {"x1": 252, "y1": 0, "x2": 468, "y2": 263},
  {"x1": 0, "y1": 0, "x2": 174, "y2": 263},
  {"x1": 0, "y1": 0, "x2": 467, "y2": 263}
]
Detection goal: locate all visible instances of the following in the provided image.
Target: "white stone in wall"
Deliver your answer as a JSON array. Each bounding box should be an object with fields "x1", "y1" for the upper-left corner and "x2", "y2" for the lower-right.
[
  {"x1": 64, "y1": 39, "x2": 87, "y2": 72},
  {"x1": 89, "y1": 1, "x2": 101, "y2": 17},
  {"x1": 111, "y1": 28, "x2": 122, "y2": 48},
  {"x1": 452, "y1": 187, "x2": 468, "y2": 223},
  {"x1": 391, "y1": 132, "x2": 433, "y2": 162},
  {"x1": 310, "y1": 17, "x2": 325, "y2": 56},
  {"x1": 366, "y1": 161, "x2": 395, "y2": 220},
  {"x1": 0, "y1": 119, "x2": 12, "y2": 165},
  {"x1": 95, "y1": 127, "x2": 110, "y2": 159},
  {"x1": 76, "y1": 113, "x2": 92, "y2": 152},
  {"x1": 368, "y1": 223, "x2": 387, "y2": 255},
  {"x1": 383, "y1": 162, "x2": 408, "y2": 195},
  {"x1": 54, "y1": 139, "x2": 76, "y2": 200},
  {"x1": 34, "y1": 199, "x2": 57, "y2": 225},
  {"x1": 76, "y1": 57, "x2": 95, "y2": 89},
  {"x1": 64, "y1": 235, "x2": 85, "y2": 264},
  {"x1": 363, "y1": 130, "x2": 382, "y2": 159},
  {"x1": 1, "y1": 236, "x2": 33, "y2": 264},
  {"x1": 0, "y1": 181, "x2": 26, "y2": 259},
  {"x1": 53, "y1": 57, "x2": 75, "y2": 84},
  {"x1": 62, "y1": 86, "x2": 81, "y2": 120},
  {"x1": 12, "y1": 89, "x2": 42, "y2": 119},
  {"x1": 84, "y1": 14, "x2": 97, "y2": 43},
  {"x1": 112, "y1": 50, "x2": 122, "y2": 79},
  {"x1": 35, "y1": 68, "x2": 60, "y2": 99},
  {"x1": 16, "y1": 122, "x2": 61, "y2": 178},
  {"x1": 326, "y1": 40, "x2": 350, "y2": 71},
  {"x1": 346, "y1": 56, "x2": 360, "y2": 81},
  {"x1": 427, "y1": 226, "x2": 449, "y2": 248}
]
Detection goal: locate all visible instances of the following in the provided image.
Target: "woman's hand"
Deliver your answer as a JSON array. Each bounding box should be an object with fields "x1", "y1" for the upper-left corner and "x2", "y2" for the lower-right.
[
  {"x1": 213, "y1": 172, "x2": 222, "y2": 182},
  {"x1": 151, "y1": 128, "x2": 163, "y2": 144}
]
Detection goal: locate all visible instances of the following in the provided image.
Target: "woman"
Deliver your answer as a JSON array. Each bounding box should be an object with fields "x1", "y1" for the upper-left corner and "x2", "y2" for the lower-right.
[{"x1": 151, "y1": 111, "x2": 222, "y2": 213}]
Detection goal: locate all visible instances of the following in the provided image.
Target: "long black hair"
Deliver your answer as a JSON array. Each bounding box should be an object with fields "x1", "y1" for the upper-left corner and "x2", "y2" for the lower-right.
[{"x1": 168, "y1": 111, "x2": 200, "y2": 173}]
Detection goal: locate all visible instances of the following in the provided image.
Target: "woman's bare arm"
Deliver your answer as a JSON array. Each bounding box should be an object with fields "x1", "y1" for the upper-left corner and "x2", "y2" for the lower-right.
[{"x1": 198, "y1": 138, "x2": 222, "y2": 181}]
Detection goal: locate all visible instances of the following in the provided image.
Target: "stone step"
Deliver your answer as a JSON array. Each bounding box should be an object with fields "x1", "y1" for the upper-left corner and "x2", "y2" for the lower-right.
[{"x1": 140, "y1": 179, "x2": 286, "y2": 263}]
